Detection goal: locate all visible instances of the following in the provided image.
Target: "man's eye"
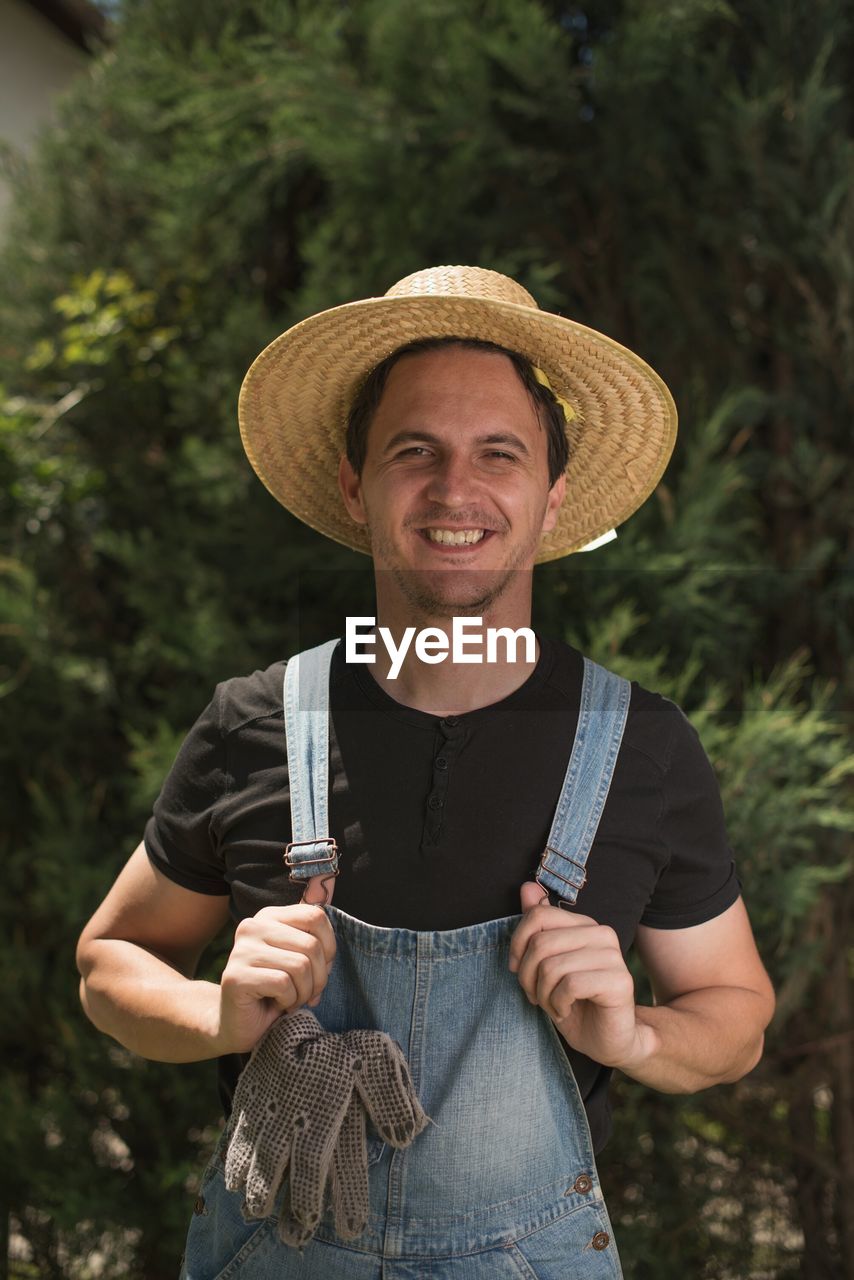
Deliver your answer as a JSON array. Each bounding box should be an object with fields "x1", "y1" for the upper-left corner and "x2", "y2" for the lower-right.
[
  {"x1": 487, "y1": 450, "x2": 515, "y2": 460},
  {"x1": 398, "y1": 446, "x2": 431, "y2": 457}
]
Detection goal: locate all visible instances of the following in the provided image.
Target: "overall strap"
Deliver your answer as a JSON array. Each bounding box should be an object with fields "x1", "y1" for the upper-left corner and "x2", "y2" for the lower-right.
[
  {"x1": 283, "y1": 638, "x2": 339, "y2": 895},
  {"x1": 535, "y1": 657, "x2": 631, "y2": 906}
]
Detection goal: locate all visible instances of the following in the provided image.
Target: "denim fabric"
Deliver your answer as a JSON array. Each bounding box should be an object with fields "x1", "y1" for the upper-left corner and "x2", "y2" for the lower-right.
[
  {"x1": 280, "y1": 639, "x2": 341, "y2": 882},
  {"x1": 536, "y1": 657, "x2": 631, "y2": 904},
  {"x1": 180, "y1": 642, "x2": 627, "y2": 1278}
]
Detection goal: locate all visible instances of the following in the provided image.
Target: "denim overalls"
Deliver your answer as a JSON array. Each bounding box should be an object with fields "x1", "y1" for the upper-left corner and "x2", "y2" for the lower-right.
[{"x1": 180, "y1": 639, "x2": 630, "y2": 1279}]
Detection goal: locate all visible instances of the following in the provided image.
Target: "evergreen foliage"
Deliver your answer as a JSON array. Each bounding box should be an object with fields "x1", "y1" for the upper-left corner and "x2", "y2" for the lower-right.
[{"x1": 1, "y1": 1, "x2": 851, "y2": 1276}]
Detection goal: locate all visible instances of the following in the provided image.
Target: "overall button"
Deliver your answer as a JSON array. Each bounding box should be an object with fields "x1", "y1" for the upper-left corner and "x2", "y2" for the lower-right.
[
  {"x1": 427, "y1": 795, "x2": 443, "y2": 809},
  {"x1": 591, "y1": 1231, "x2": 610, "y2": 1251},
  {"x1": 574, "y1": 1173, "x2": 593, "y2": 1194},
  {"x1": 435, "y1": 757, "x2": 448, "y2": 771}
]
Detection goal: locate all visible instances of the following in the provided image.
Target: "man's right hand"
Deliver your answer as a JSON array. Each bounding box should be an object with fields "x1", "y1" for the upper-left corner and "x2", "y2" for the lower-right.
[
  {"x1": 217, "y1": 904, "x2": 337, "y2": 1055},
  {"x1": 76, "y1": 845, "x2": 338, "y2": 1064}
]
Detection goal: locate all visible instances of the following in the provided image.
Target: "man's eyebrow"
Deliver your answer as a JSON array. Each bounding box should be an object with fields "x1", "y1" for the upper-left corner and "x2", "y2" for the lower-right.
[{"x1": 382, "y1": 430, "x2": 532, "y2": 456}]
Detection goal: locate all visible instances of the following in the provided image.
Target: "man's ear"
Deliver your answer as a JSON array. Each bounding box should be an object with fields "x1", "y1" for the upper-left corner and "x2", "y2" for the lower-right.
[
  {"x1": 338, "y1": 454, "x2": 368, "y2": 526},
  {"x1": 541, "y1": 471, "x2": 566, "y2": 535}
]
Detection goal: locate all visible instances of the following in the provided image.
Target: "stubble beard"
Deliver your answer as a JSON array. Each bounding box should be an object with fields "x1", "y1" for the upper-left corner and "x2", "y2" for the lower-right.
[{"x1": 391, "y1": 565, "x2": 515, "y2": 618}]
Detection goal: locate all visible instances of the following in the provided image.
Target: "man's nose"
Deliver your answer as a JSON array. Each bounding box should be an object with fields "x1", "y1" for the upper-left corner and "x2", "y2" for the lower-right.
[{"x1": 424, "y1": 454, "x2": 478, "y2": 508}]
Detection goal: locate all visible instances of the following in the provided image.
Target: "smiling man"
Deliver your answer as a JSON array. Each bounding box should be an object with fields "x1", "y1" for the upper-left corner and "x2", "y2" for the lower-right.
[
  {"x1": 76, "y1": 266, "x2": 775, "y2": 1279},
  {"x1": 341, "y1": 342, "x2": 565, "y2": 609}
]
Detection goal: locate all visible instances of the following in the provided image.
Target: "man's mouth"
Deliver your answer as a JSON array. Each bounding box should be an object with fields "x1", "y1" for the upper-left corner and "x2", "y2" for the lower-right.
[{"x1": 419, "y1": 528, "x2": 492, "y2": 546}]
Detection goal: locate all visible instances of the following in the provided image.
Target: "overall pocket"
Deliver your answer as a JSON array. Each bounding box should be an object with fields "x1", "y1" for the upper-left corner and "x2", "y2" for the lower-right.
[
  {"x1": 180, "y1": 1164, "x2": 278, "y2": 1280},
  {"x1": 506, "y1": 1203, "x2": 623, "y2": 1280}
]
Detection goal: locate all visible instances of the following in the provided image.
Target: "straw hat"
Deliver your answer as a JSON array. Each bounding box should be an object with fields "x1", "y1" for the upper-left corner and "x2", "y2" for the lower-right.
[{"x1": 238, "y1": 265, "x2": 678, "y2": 562}]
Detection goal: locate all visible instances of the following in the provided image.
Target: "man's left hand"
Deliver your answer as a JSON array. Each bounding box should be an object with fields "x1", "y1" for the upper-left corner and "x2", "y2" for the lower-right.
[{"x1": 508, "y1": 882, "x2": 654, "y2": 1071}]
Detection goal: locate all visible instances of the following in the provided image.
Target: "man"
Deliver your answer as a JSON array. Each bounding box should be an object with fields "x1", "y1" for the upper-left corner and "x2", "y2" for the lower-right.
[{"x1": 76, "y1": 266, "x2": 775, "y2": 1278}]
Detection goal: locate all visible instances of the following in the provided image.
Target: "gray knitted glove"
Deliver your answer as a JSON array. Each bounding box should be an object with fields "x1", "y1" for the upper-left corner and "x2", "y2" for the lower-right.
[
  {"x1": 223, "y1": 1010, "x2": 350, "y2": 1239},
  {"x1": 343, "y1": 1026, "x2": 430, "y2": 1150},
  {"x1": 277, "y1": 1024, "x2": 431, "y2": 1245},
  {"x1": 223, "y1": 1009, "x2": 429, "y2": 1248}
]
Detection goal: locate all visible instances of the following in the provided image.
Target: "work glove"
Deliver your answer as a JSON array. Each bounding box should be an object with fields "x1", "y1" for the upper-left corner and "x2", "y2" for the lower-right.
[
  {"x1": 276, "y1": 1026, "x2": 431, "y2": 1246},
  {"x1": 223, "y1": 1009, "x2": 430, "y2": 1248}
]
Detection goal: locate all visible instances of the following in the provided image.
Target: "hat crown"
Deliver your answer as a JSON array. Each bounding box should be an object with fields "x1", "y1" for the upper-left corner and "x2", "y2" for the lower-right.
[{"x1": 385, "y1": 265, "x2": 539, "y2": 310}]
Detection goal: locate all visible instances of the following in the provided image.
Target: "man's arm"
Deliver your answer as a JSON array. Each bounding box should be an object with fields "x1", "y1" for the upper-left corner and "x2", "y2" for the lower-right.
[
  {"x1": 509, "y1": 886, "x2": 774, "y2": 1093},
  {"x1": 622, "y1": 897, "x2": 775, "y2": 1091},
  {"x1": 76, "y1": 841, "x2": 337, "y2": 1062}
]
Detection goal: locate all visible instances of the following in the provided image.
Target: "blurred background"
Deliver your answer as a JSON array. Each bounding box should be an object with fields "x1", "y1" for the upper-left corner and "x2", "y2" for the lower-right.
[{"x1": 0, "y1": 1, "x2": 851, "y2": 1276}]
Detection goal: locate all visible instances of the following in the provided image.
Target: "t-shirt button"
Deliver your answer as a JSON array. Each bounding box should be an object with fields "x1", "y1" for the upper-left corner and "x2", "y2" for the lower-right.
[
  {"x1": 427, "y1": 794, "x2": 443, "y2": 810},
  {"x1": 435, "y1": 757, "x2": 448, "y2": 771},
  {"x1": 441, "y1": 716, "x2": 460, "y2": 728}
]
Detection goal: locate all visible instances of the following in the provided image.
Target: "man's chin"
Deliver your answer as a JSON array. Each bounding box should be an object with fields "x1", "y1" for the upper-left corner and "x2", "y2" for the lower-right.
[{"x1": 390, "y1": 566, "x2": 517, "y2": 617}]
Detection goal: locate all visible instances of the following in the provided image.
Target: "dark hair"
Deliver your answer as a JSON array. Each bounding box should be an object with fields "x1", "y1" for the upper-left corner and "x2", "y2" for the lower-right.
[{"x1": 345, "y1": 336, "x2": 570, "y2": 487}]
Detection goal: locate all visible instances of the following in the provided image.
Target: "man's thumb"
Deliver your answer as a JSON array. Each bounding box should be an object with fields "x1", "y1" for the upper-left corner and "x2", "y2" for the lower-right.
[{"x1": 520, "y1": 880, "x2": 549, "y2": 913}]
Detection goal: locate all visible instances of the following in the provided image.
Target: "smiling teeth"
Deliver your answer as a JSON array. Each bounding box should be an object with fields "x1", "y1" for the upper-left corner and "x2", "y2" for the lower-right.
[{"x1": 426, "y1": 529, "x2": 485, "y2": 545}]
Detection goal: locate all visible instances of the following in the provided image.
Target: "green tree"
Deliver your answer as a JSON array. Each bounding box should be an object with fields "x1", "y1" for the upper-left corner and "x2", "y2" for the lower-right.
[{"x1": 1, "y1": 0, "x2": 851, "y2": 1276}]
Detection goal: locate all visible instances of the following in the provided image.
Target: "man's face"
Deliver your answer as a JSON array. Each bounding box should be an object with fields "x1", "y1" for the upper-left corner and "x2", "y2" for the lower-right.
[{"x1": 338, "y1": 346, "x2": 566, "y2": 616}]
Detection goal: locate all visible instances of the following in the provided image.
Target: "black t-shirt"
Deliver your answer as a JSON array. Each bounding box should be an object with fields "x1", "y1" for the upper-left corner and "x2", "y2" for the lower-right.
[{"x1": 145, "y1": 636, "x2": 740, "y2": 1152}]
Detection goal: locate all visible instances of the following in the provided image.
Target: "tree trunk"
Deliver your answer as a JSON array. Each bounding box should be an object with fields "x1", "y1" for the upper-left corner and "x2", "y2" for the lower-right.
[{"x1": 830, "y1": 882, "x2": 854, "y2": 1280}]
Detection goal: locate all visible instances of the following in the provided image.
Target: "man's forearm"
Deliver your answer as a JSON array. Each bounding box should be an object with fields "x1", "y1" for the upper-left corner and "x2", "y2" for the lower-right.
[
  {"x1": 78, "y1": 939, "x2": 224, "y2": 1063},
  {"x1": 612, "y1": 986, "x2": 771, "y2": 1093}
]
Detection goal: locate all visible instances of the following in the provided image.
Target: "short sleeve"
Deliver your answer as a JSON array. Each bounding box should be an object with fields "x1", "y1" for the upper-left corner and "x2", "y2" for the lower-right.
[
  {"x1": 144, "y1": 686, "x2": 231, "y2": 895},
  {"x1": 640, "y1": 703, "x2": 741, "y2": 929}
]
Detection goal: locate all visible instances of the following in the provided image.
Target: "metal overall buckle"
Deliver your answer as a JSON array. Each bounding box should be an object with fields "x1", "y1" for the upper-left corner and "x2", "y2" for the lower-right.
[
  {"x1": 283, "y1": 836, "x2": 339, "y2": 881},
  {"x1": 283, "y1": 837, "x2": 339, "y2": 905},
  {"x1": 538, "y1": 845, "x2": 587, "y2": 910}
]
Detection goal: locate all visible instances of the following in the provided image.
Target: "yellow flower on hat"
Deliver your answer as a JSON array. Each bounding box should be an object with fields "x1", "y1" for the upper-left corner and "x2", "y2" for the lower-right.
[{"x1": 531, "y1": 364, "x2": 576, "y2": 423}]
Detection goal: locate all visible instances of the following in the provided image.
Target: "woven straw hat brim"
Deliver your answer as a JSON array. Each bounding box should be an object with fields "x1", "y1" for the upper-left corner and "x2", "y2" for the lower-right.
[{"x1": 238, "y1": 293, "x2": 677, "y2": 563}]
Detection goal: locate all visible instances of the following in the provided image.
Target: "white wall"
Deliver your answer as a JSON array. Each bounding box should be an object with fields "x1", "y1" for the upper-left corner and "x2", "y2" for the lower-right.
[{"x1": 0, "y1": 0, "x2": 91, "y2": 223}]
